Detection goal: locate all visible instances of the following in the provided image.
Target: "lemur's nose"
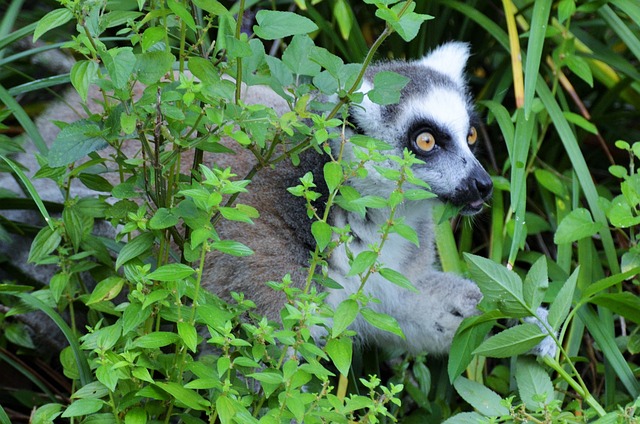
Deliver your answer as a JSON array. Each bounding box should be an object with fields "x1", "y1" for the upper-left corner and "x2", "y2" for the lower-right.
[{"x1": 475, "y1": 172, "x2": 493, "y2": 200}]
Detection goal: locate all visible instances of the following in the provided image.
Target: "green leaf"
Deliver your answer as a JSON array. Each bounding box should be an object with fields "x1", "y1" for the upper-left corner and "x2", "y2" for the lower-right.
[
  {"x1": 178, "y1": 322, "x2": 198, "y2": 352},
  {"x1": 133, "y1": 332, "x2": 180, "y2": 349},
  {"x1": 443, "y1": 412, "x2": 489, "y2": 424},
  {"x1": 323, "y1": 161, "x2": 343, "y2": 193},
  {"x1": 563, "y1": 111, "x2": 598, "y2": 134},
  {"x1": 148, "y1": 207, "x2": 179, "y2": 229},
  {"x1": 33, "y1": 8, "x2": 73, "y2": 42},
  {"x1": 473, "y1": 323, "x2": 545, "y2": 358},
  {"x1": 547, "y1": 267, "x2": 578, "y2": 330},
  {"x1": 248, "y1": 371, "x2": 284, "y2": 385},
  {"x1": 211, "y1": 240, "x2": 254, "y2": 256},
  {"x1": 115, "y1": 232, "x2": 155, "y2": 270},
  {"x1": 167, "y1": 0, "x2": 197, "y2": 31},
  {"x1": 253, "y1": 10, "x2": 318, "y2": 40},
  {"x1": 147, "y1": 263, "x2": 194, "y2": 281},
  {"x1": 61, "y1": 399, "x2": 105, "y2": 418},
  {"x1": 282, "y1": 35, "x2": 321, "y2": 76},
  {"x1": 464, "y1": 253, "x2": 528, "y2": 316},
  {"x1": 48, "y1": 120, "x2": 107, "y2": 167},
  {"x1": 154, "y1": 382, "x2": 210, "y2": 411},
  {"x1": 368, "y1": 71, "x2": 410, "y2": 105},
  {"x1": 589, "y1": 292, "x2": 640, "y2": 324},
  {"x1": 70, "y1": 60, "x2": 98, "y2": 103},
  {"x1": 86, "y1": 276, "x2": 125, "y2": 305},
  {"x1": 554, "y1": 208, "x2": 603, "y2": 244},
  {"x1": 379, "y1": 268, "x2": 417, "y2": 292},
  {"x1": 515, "y1": 357, "x2": 554, "y2": 411},
  {"x1": 448, "y1": 314, "x2": 500, "y2": 382},
  {"x1": 326, "y1": 337, "x2": 353, "y2": 376},
  {"x1": 361, "y1": 307, "x2": 404, "y2": 339},
  {"x1": 332, "y1": 299, "x2": 359, "y2": 337},
  {"x1": 453, "y1": 376, "x2": 509, "y2": 417},
  {"x1": 101, "y1": 47, "x2": 136, "y2": 90},
  {"x1": 523, "y1": 256, "x2": 548, "y2": 311},
  {"x1": 390, "y1": 222, "x2": 419, "y2": 246},
  {"x1": 346, "y1": 250, "x2": 377, "y2": 276},
  {"x1": 28, "y1": 225, "x2": 62, "y2": 264},
  {"x1": 135, "y1": 51, "x2": 175, "y2": 85},
  {"x1": 311, "y1": 221, "x2": 332, "y2": 252}
]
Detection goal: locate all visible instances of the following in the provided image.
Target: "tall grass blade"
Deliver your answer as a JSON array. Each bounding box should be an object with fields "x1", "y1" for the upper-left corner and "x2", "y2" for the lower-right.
[
  {"x1": 598, "y1": 5, "x2": 640, "y2": 62},
  {"x1": 438, "y1": 0, "x2": 509, "y2": 49},
  {"x1": 0, "y1": 83, "x2": 48, "y2": 154},
  {"x1": 523, "y1": 0, "x2": 552, "y2": 118}
]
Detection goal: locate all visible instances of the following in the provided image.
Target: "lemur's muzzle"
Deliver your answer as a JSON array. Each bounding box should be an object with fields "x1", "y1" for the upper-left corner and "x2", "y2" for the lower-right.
[{"x1": 448, "y1": 164, "x2": 493, "y2": 215}]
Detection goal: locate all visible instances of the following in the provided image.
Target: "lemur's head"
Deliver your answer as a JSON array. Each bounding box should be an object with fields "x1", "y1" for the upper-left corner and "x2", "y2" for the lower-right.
[{"x1": 349, "y1": 42, "x2": 493, "y2": 215}]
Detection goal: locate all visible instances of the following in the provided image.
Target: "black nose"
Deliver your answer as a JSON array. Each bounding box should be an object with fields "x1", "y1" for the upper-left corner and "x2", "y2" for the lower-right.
[{"x1": 475, "y1": 171, "x2": 493, "y2": 200}]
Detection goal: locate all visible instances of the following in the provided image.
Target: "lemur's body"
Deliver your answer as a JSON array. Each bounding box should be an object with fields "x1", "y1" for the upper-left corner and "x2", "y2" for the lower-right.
[{"x1": 203, "y1": 43, "x2": 494, "y2": 354}]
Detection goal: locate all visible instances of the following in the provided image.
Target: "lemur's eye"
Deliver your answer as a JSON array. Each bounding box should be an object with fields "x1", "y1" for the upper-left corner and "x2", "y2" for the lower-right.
[
  {"x1": 414, "y1": 132, "x2": 436, "y2": 152},
  {"x1": 467, "y1": 126, "x2": 478, "y2": 145}
]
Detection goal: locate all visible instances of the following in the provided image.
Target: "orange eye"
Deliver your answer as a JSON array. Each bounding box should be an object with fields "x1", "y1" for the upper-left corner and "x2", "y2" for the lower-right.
[
  {"x1": 415, "y1": 132, "x2": 436, "y2": 152},
  {"x1": 467, "y1": 126, "x2": 478, "y2": 145}
]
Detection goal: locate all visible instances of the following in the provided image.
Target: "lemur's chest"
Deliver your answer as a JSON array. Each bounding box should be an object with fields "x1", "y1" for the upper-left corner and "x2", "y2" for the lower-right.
[{"x1": 325, "y1": 201, "x2": 436, "y2": 298}]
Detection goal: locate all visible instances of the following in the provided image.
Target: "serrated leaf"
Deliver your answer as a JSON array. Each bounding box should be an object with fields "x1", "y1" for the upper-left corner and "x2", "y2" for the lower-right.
[
  {"x1": 515, "y1": 357, "x2": 554, "y2": 411},
  {"x1": 33, "y1": 8, "x2": 73, "y2": 42},
  {"x1": 379, "y1": 268, "x2": 417, "y2": 292},
  {"x1": 464, "y1": 253, "x2": 528, "y2": 316},
  {"x1": 361, "y1": 307, "x2": 404, "y2": 339},
  {"x1": 473, "y1": 323, "x2": 545, "y2": 358},
  {"x1": 368, "y1": 71, "x2": 410, "y2": 105},
  {"x1": 147, "y1": 263, "x2": 194, "y2": 281},
  {"x1": 548, "y1": 268, "x2": 578, "y2": 329},
  {"x1": 253, "y1": 10, "x2": 318, "y2": 40},
  {"x1": 48, "y1": 120, "x2": 107, "y2": 167},
  {"x1": 135, "y1": 51, "x2": 175, "y2": 85},
  {"x1": 115, "y1": 232, "x2": 155, "y2": 270},
  {"x1": 282, "y1": 35, "x2": 321, "y2": 76},
  {"x1": 554, "y1": 208, "x2": 603, "y2": 244},
  {"x1": 453, "y1": 376, "x2": 509, "y2": 417},
  {"x1": 326, "y1": 337, "x2": 353, "y2": 376}
]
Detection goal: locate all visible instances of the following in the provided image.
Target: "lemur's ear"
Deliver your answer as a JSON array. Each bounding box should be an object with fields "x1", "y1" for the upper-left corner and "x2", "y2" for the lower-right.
[{"x1": 419, "y1": 42, "x2": 470, "y2": 87}]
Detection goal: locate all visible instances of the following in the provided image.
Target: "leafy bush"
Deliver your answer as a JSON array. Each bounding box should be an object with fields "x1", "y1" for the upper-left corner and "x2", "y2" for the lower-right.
[{"x1": 0, "y1": 0, "x2": 639, "y2": 423}]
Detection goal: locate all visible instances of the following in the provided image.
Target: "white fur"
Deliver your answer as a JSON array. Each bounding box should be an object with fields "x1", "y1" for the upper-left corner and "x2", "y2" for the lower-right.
[{"x1": 419, "y1": 42, "x2": 470, "y2": 87}]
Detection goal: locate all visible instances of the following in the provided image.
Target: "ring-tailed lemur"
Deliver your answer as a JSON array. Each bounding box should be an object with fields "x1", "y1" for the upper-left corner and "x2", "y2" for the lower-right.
[{"x1": 203, "y1": 42, "x2": 498, "y2": 354}]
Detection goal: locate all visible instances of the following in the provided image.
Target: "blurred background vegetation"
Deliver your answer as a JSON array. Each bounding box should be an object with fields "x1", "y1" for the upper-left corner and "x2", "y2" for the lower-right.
[{"x1": 0, "y1": 0, "x2": 639, "y2": 422}]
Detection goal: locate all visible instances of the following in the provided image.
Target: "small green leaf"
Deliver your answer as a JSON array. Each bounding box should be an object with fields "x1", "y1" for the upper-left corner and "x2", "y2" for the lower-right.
[
  {"x1": 70, "y1": 60, "x2": 98, "y2": 103},
  {"x1": 178, "y1": 322, "x2": 198, "y2": 352},
  {"x1": 589, "y1": 292, "x2": 640, "y2": 324},
  {"x1": 379, "y1": 268, "x2": 417, "y2": 292},
  {"x1": 563, "y1": 111, "x2": 598, "y2": 135},
  {"x1": 453, "y1": 376, "x2": 509, "y2": 417},
  {"x1": 326, "y1": 337, "x2": 353, "y2": 376},
  {"x1": 548, "y1": 268, "x2": 578, "y2": 329},
  {"x1": 133, "y1": 332, "x2": 181, "y2": 349},
  {"x1": 253, "y1": 10, "x2": 319, "y2": 40},
  {"x1": 332, "y1": 299, "x2": 359, "y2": 337},
  {"x1": 311, "y1": 221, "x2": 332, "y2": 252},
  {"x1": 448, "y1": 316, "x2": 496, "y2": 382},
  {"x1": 346, "y1": 250, "x2": 377, "y2": 276},
  {"x1": 135, "y1": 51, "x2": 176, "y2": 85},
  {"x1": 86, "y1": 276, "x2": 125, "y2": 305},
  {"x1": 361, "y1": 307, "x2": 404, "y2": 339},
  {"x1": 61, "y1": 399, "x2": 105, "y2": 418},
  {"x1": 115, "y1": 232, "x2": 155, "y2": 270},
  {"x1": 515, "y1": 357, "x2": 554, "y2": 411},
  {"x1": 167, "y1": 0, "x2": 197, "y2": 31},
  {"x1": 523, "y1": 256, "x2": 548, "y2": 311},
  {"x1": 473, "y1": 323, "x2": 545, "y2": 358},
  {"x1": 154, "y1": 382, "x2": 210, "y2": 411},
  {"x1": 28, "y1": 226, "x2": 61, "y2": 264},
  {"x1": 323, "y1": 161, "x2": 343, "y2": 193},
  {"x1": 33, "y1": 8, "x2": 73, "y2": 42},
  {"x1": 211, "y1": 240, "x2": 254, "y2": 256},
  {"x1": 149, "y1": 208, "x2": 179, "y2": 229},
  {"x1": 147, "y1": 263, "x2": 194, "y2": 281},
  {"x1": 368, "y1": 71, "x2": 410, "y2": 105}
]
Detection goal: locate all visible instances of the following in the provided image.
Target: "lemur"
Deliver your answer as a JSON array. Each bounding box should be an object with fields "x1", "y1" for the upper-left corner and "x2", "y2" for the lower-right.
[{"x1": 204, "y1": 42, "x2": 497, "y2": 354}]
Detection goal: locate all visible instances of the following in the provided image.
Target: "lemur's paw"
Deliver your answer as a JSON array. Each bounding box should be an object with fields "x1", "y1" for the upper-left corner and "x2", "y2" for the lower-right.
[
  {"x1": 446, "y1": 282, "x2": 483, "y2": 321},
  {"x1": 525, "y1": 307, "x2": 558, "y2": 357}
]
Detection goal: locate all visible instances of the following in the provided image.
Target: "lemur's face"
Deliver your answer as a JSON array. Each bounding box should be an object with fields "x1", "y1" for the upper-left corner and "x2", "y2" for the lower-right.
[{"x1": 350, "y1": 42, "x2": 493, "y2": 215}]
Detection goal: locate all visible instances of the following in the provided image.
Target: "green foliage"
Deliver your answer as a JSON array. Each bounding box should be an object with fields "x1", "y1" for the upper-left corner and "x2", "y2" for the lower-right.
[{"x1": 0, "y1": 0, "x2": 639, "y2": 422}]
